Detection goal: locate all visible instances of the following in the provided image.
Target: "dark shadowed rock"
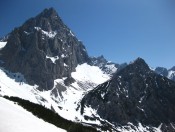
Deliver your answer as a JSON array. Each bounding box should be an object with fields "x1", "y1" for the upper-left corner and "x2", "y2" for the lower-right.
[
  {"x1": 155, "y1": 67, "x2": 168, "y2": 77},
  {"x1": 0, "y1": 8, "x2": 89, "y2": 90},
  {"x1": 81, "y1": 58, "x2": 175, "y2": 131},
  {"x1": 155, "y1": 66, "x2": 175, "y2": 82}
]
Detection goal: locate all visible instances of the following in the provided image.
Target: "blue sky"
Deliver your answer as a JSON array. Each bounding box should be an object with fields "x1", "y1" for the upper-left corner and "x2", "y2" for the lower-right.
[{"x1": 0, "y1": 0, "x2": 175, "y2": 68}]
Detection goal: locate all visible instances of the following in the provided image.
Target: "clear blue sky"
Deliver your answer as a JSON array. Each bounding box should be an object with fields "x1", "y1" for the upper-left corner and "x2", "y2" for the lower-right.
[{"x1": 1, "y1": 0, "x2": 175, "y2": 68}]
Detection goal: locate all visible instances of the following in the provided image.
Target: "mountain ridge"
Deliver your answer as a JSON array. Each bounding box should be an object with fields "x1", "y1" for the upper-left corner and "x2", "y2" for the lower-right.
[
  {"x1": 81, "y1": 58, "x2": 175, "y2": 131},
  {"x1": 0, "y1": 7, "x2": 175, "y2": 132},
  {"x1": 0, "y1": 8, "x2": 90, "y2": 90}
]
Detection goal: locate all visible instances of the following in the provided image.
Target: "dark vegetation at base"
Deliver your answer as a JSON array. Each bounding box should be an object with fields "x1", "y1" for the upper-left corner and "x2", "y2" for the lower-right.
[{"x1": 4, "y1": 96, "x2": 97, "y2": 132}]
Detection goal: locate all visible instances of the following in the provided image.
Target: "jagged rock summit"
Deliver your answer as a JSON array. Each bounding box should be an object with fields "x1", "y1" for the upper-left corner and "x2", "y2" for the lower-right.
[
  {"x1": 0, "y1": 8, "x2": 89, "y2": 90},
  {"x1": 81, "y1": 57, "x2": 175, "y2": 131},
  {"x1": 90, "y1": 55, "x2": 120, "y2": 75},
  {"x1": 155, "y1": 66, "x2": 175, "y2": 82}
]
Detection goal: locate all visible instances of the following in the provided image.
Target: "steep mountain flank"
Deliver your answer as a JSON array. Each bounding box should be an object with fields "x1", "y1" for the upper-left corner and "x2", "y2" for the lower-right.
[
  {"x1": 81, "y1": 58, "x2": 175, "y2": 131},
  {"x1": 0, "y1": 8, "x2": 89, "y2": 90}
]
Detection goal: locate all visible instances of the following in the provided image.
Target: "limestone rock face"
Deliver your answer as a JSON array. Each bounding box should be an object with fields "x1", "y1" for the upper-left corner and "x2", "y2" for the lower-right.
[
  {"x1": 0, "y1": 8, "x2": 89, "y2": 90},
  {"x1": 81, "y1": 58, "x2": 175, "y2": 130}
]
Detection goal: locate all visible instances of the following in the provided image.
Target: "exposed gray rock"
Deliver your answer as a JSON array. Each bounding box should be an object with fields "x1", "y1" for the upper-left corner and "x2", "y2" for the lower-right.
[
  {"x1": 0, "y1": 8, "x2": 89, "y2": 90},
  {"x1": 155, "y1": 67, "x2": 168, "y2": 77},
  {"x1": 51, "y1": 83, "x2": 67, "y2": 100},
  {"x1": 155, "y1": 66, "x2": 175, "y2": 82},
  {"x1": 81, "y1": 58, "x2": 175, "y2": 131},
  {"x1": 90, "y1": 55, "x2": 120, "y2": 75}
]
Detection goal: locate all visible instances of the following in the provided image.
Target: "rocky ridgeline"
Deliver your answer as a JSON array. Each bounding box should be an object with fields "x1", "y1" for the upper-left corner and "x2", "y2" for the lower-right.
[
  {"x1": 81, "y1": 58, "x2": 175, "y2": 131},
  {"x1": 155, "y1": 66, "x2": 175, "y2": 81},
  {"x1": 0, "y1": 8, "x2": 89, "y2": 90}
]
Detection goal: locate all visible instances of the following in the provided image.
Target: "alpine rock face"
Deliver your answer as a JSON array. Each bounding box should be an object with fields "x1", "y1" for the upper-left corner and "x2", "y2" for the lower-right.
[
  {"x1": 0, "y1": 8, "x2": 89, "y2": 90},
  {"x1": 1, "y1": 7, "x2": 175, "y2": 132},
  {"x1": 81, "y1": 58, "x2": 175, "y2": 131},
  {"x1": 155, "y1": 66, "x2": 175, "y2": 82},
  {"x1": 0, "y1": 7, "x2": 118, "y2": 130},
  {"x1": 90, "y1": 55, "x2": 124, "y2": 75}
]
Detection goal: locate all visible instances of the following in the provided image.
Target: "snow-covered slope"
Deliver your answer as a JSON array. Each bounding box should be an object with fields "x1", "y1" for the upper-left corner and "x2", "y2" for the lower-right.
[
  {"x1": 0, "y1": 42, "x2": 7, "y2": 49},
  {"x1": 0, "y1": 63, "x2": 110, "y2": 125},
  {"x1": 72, "y1": 63, "x2": 110, "y2": 85},
  {"x1": 0, "y1": 97, "x2": 66, "y2": 132},
  {"x1": 168, "y1": 70, "x2": 175, "y2": 81},
  {"x1": 0, "y1": 40, "x2": 113, "y2": 128}
]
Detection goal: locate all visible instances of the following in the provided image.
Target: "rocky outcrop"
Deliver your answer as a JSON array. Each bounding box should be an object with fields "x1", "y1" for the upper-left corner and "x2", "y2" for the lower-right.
[
  {"x1": 155, "y1": 66, "x2": 175, "y2": 82},
  {"x1": 90, "y1": 55, "x2": 120, "y2": 75},
  {"x1": 81, "y1": 58, "x2": 175, "y2": 131},
  {"x1": 0, "y1": 8, "x2": 89, "y2": 90},
  {"x1": 155, "y1": 67, "x2": 168, "y2": 77}
]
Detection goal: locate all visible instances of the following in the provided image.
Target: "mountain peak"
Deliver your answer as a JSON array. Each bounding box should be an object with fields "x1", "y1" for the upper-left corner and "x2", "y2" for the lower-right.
[
  {"x1": 128, "y1": 57, "x2": 150, "y2": 72},
  {"x1": 170, "y1": 66, "x2": 175, "y2": 71},
  {"x1": 39, "y1": 7, "x2": 58, "y2": 18},
  {"x1": 132, "y1": 57, "x2": 146, "y2": 64},
  {"x1": 21, "y1": 7, "x2": 64, "y2": 32},
  {"x1": 0, "y1": 8, "x2": 89, "y2": 90}
]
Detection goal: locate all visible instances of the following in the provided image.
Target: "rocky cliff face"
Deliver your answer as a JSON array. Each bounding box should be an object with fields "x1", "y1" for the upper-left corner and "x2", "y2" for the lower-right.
[
  {"x1": 0, "y1": 8, "x2": 89, "y2": 90},
  {"x1": 154, "y1": 67, "x2": 168, "y2": 77},
  {"x1": 81, "y1": 58, "x2": 175, "y2": 131},
  {"x1": 90, "y1": 55, "x2": 120, "y2": 75},
  {"x1": 155, "y1": 66, "x2": 175, "y2": 82}
]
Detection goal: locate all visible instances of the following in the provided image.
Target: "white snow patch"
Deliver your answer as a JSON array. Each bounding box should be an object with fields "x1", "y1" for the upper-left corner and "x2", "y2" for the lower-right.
[
  {"x1": 64, "y1": 63, "x2": 68, "y2": 67},
  {"x1": 34, "y1": 27, "x2": 57, "y2": 38},
  {"x1": 101, "y1": 93, "x2": 105, "y2": 99},
  {"x1": 24, "y1": 31, "x2": 30, "y2": 35},
  {"x1": 137, "y1": 106, "x2": 144, "y2": 112},
  {"x1": 168, "y1": 70, "x2": 175, "y2": 79},
  {"x1": 34, "y1": 27, "x2": 41, "y2": 30},
  {"x1": 72, "y1": 63, "x2": 110, "y2": 85},
  {"x1": 46, "y1": 56, "x2": 59, "y2": 64},
  {"x1": 0, "y1": 68, "x2": 39, "y2": 104},
  {"x1": 153, "y1": 123, "x2": 162, "y2": 132},
  {"x1": 70, "y1": 30, "x2": 75, "y2": 36},
  {"x1": 0, "y1": 97, "x2": 66, "y2": 132},
  {"x1": 42, "y1": 30, "x2": 57, "y2": 38},
  {"x1": 150, "y1": 67, "x2": 155, "y2": 71},
  {"x1": 105, "y1": 64, "x2": 118, "y2": 73},
  {"x1": 61, "y1": 54, "x2": 66, "y2": 58},
  {"x1": 139, "y1": 96, "x2": 145, "y2": 103},
  {"x1": 49, "y1": 79, "x2": 86, "y2": 121},
  {"x1": 0, "y1": 42, "x2": 7, "y2": 49}
]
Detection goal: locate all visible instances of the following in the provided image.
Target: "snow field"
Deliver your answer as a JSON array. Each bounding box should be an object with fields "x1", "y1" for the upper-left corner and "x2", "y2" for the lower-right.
[{"x1": 0, "y1": 97, "x2": 66, "y2": 132}]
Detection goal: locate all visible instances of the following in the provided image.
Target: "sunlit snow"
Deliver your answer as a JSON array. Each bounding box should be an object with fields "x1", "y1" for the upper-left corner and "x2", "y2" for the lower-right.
[
  {"x1": 72, "y1": 63, "x2": 110, "y2": 84},
  {"x1": 0, "y1": 97, "x2": 66, "y2": 132},
  {"x1": 0, "y1": 42, "x2": 7, "y2": 49},
  {"x1": 46, "y1": 56, "x2": 59, "y2": 64},
  {"x1": 168, "y1": 70, "x2": 175, "y2": 80},
  {"x1": 0, "y1": 63, "x2": 110, "y2": 125},
  {"x1": 34, "y1": 27, "x2": 57, "y2": 38}
]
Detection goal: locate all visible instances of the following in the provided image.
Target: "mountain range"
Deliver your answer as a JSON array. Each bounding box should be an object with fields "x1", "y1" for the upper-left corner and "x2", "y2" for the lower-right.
[{"x1": 0, "y1": 8, "x2": 175, "y2": 132}]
